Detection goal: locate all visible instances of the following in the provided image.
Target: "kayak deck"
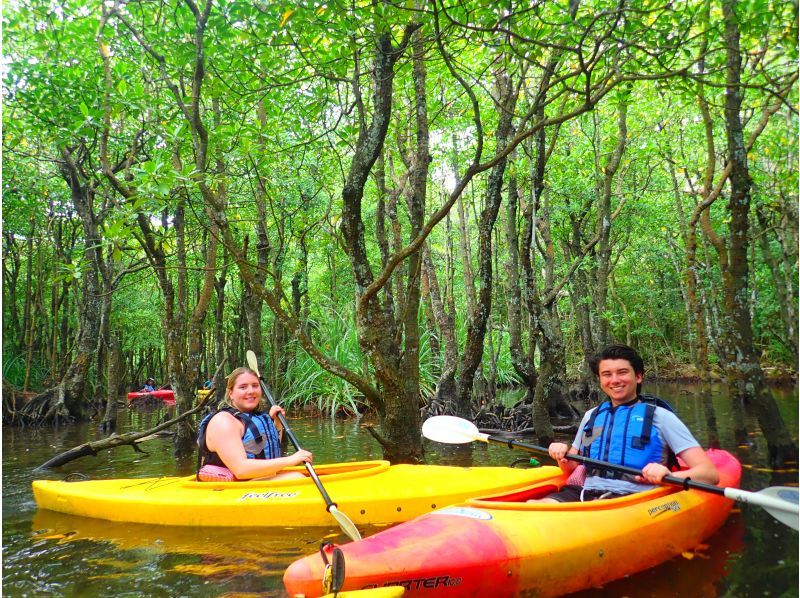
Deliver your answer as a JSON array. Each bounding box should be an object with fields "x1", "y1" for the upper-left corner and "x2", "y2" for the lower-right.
[
  {"x1": 33, "y1": 460, "x2": 562, "y2": 528},
  {"x1": 284, "y1": 449, "x2": 742, "y2": 598}
]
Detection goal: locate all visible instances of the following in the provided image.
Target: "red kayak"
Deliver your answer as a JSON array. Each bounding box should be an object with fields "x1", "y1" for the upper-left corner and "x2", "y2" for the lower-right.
[{"x1": 126, "y1": 389, "x2": 175, "y2": 404}]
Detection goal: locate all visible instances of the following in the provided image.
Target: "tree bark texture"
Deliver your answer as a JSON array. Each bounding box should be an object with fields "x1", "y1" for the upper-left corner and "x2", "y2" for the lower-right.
[
  {"x1": 339, "y1": 27, "x2": 423, "y2": 462},
  {"x1": 17, "y1": 147, "x2": 103, "y2": 424},
  {"x1": 718, "y1": 0, "x2": 797, "y2": 466},
  {"x1": 454, "y1": 72, "x2": 519, "y2": 417}
]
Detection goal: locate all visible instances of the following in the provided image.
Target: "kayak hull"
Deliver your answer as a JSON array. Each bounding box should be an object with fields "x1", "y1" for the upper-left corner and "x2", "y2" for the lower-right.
[
  {"x1": 32, "y1": 460, "x2": 562, "y2": 528},
  {"x1": 127, "y1": 388, "x2": 211, "y2": 405},
  {"x1": 284, "y1": 449, "x2": 741, "y2": 597},
  {"x1": 318, "y1": 590, "x2": 405, "y2": 598}
]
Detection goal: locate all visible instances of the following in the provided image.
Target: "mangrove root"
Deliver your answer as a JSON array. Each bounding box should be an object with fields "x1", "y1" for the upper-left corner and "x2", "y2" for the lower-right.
[{"x1": 36, "y1": 391, "x2": 214, "y2": 470}]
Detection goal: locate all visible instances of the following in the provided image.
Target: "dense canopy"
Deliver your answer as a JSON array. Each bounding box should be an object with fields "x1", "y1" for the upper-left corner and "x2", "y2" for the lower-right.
[{"x1": 3, "y1": 0, "x2": 797, "y2": 463}]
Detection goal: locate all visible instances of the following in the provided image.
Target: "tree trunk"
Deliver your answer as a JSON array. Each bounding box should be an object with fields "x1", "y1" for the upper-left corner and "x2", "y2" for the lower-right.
[
  {"x1": 718, "y1": 0, "x2": 797, "y2": 467},
  {"x1": 504, "y1": 171, "x2": 536, "y2": 396},
  {"x1": 755, "y1": 206, "x2": 798, "y2": 365},
  {"x1": 455, "y1": 71, "x2": 519, "y2": 416},
  {"x1": 532, "y1": 186, "x2": 573, "y2": 425},
  {"x1": 212, "y1": 251, "x2": 228, "y2": 404},
  {"x1": 2, "y1": 232, "x2": 22, "y2": 347},
  {"x1": 244, "y1": 99, "x2": 273, "y2": 376},
  {"x1": 338, "y1": 28, "x2": 422, "y2": 462},
  {"x1": 422, "y1": 244, "x2": 458, "y2": 412},
  {"x1": 22, "y1": 218, "x2": 35, "y2": 390},
  {"x1": 593, "y1": 97, "x2": 628, "y2": 347},
  {"x1": 565, "y1": 226, "x2": 596, "y2": 399},
  {"x1": 19, "y1": 148, "x2": 103, "y2": 424},
  {"x1": 101, "y1": 333, "x2": 122, "y2": 434},
  {"x1": 453, "y1": 134, "x2": 477, "y2": 322}
]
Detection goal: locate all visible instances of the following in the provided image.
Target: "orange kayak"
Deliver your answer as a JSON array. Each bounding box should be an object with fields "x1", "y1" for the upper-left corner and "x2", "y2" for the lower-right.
[{"x1": 284, "y1": 449, "x2": 741, "y2": 597}]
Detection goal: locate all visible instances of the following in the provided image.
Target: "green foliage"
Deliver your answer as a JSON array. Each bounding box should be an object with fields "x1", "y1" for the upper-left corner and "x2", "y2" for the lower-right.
[
  {"x1": 1, "y1": 0, "x2": 796, "y2": 414},
  {"x1": 279, "y1": 309, "x2": 366, "y2": 416},
  {"x1": 2, "y1": 345, "x2": 48, "y2": 390}
]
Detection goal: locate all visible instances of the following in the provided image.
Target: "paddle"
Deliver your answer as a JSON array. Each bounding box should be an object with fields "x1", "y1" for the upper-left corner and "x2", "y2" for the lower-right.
[
  {"x1": 245, "y1": 350, "x2": 362, "y2": 541},
  {"x1": 422, "y1": 415, "x2": 799, "y2": 530}
]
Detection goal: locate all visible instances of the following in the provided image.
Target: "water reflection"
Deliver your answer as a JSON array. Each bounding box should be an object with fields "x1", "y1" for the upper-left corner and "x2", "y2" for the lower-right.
[
  {"x1": 29, "y1": 509, "x2": 345, "y2": 593},
  {"x1": 568, "y1": 513, "x2": 747, "y2": 597},
  {"x1": 3, "y1": 383, "x2": 797, "y2": 597}
]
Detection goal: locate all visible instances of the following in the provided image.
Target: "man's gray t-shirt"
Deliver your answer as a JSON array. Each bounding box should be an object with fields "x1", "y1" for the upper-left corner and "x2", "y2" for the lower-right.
[{"x1": 571, "y1": 405, "x2": 700, "y2": 495}]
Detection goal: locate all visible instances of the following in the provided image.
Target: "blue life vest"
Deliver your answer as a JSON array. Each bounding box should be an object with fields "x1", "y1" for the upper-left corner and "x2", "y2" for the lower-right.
[
  {"x1": 197, "y1": 406, "x2": 282, "y2": 472},
  {"x1": 580, "y1": 395, "x2": 676, "y2": 479}
]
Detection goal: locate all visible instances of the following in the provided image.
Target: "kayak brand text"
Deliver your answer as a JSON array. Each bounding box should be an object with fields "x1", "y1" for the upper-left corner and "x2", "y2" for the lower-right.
[
  {"x1": 647, "y1": 500, "x2": 681, "y2": 518},
  {"x1": 363, "y1": 575, "x2": 462, "y2": 591},
  {"x1": 239, "y1": 491, "x2": 299, "y2": 501}
]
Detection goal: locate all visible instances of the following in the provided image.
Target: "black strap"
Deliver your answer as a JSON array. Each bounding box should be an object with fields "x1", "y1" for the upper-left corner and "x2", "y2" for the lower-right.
[
  {"x1": 583, "y1": 401, "x2": 611, "y2": 440},
  {"x1": 631, "y1": 402, "x2": 656, "y2": 450}
]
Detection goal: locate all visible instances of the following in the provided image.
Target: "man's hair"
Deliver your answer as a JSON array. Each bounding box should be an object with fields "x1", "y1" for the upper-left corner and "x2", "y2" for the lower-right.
[{"x1": 589, "y1": 344, "x2": 644, "y2": 376}]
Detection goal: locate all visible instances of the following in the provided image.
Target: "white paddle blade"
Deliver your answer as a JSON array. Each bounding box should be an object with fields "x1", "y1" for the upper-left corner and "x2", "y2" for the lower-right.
[
  {"x1": 330, "y1": 505, "x2": 362, "y2": 542},
  {"x1": 422, "y1": 416, "x2": 487, "y2": 445},
  {"x1": 725, "y1": 486, "x2": 799, "y2": 530},
  {"x1": 245, "y1": 350, "x2": 260, "y2": 376},
  {"x1": 766, "y1": 507, "x2": 799, "y2": 531},
  {"x1": 759, "y1": 487, "x2": 799, "y2": 531}
]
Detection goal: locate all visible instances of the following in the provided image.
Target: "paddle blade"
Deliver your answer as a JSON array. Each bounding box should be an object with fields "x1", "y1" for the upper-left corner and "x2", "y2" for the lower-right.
[
  {"x1": 725, "y1": 485, "x2": 799, "y2": 530},
  {"x1": 767, "y1": 506, "x2": 799, "y2": 531},
  {"x1": 759, "y1": 487, "x2": 799, "y2": 531},
  {"x1": 330, "y1": 505, "x2": 361, "y2": 541},
  {"x1": 422, "y1": 416, "x2": 486, "y2": 445},
  {"x1": 245, "y1": 350, "x2": 260, "y2": 377}
]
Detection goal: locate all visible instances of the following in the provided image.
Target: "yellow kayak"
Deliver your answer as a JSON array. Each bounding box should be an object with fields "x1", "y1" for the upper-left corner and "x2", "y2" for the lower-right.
[{"x1": 33, "y1": 460, "x2": 561, "y2": 527}]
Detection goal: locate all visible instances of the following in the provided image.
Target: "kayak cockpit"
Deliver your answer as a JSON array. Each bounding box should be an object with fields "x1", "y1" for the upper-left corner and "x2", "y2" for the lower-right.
[
  {"x1": 179, "y1": 460, "x2": 391, "y2": 488},
  {"x1": 467, "y1": 475, "x2": 679, "y2": 510}
]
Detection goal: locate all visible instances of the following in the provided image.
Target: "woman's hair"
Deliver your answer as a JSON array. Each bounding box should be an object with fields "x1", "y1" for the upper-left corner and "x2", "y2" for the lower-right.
[{"x1": 225, "y1": 367, "x2": 258, "y2": 394}]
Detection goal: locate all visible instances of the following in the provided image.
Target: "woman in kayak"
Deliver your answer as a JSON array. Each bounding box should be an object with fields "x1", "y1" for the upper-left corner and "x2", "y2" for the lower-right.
[
  {"x1": 197, "y1": 367, "x2": 312, "y2": 482},
  {"x1": 533, "y1": 344, "x2": 718, "y2": 502}
]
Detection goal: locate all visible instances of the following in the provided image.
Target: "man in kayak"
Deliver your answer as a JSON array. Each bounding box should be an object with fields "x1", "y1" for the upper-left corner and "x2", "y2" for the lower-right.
[
  {"x1": 535, "y1": 344, "x2": 719, "y2": 502},
  {"x1": 141, "y1": 378, "x2": 156, "y2": 392},
  {"x1": 196, "y1": 367, "x2": 312, "y2": 482}
]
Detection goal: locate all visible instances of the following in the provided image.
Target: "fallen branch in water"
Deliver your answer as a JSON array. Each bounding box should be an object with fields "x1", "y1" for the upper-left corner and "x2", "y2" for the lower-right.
[{"x1": 36, "y1": 391, "x2": 214, "y2": 470}]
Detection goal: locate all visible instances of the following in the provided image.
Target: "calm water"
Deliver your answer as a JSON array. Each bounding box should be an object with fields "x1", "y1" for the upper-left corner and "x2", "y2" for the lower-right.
[{"x1": 3, "y1": 383, "x2": 798, "y2": 597}]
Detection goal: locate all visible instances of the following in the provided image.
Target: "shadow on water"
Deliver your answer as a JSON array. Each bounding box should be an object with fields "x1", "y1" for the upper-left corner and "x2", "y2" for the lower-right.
[{"x1": 3, "y1": 384, "x2": 798, "y2": 597}]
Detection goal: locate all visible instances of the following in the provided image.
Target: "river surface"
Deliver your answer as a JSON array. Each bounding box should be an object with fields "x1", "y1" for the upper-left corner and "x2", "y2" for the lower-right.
[{"x1": 3, "y1": 383, "x2": 798, "y2": 597}]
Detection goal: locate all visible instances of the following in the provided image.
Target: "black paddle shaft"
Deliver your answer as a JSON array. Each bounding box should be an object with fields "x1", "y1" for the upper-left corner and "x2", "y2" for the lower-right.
[
  {"x1": 255, "y1": 376, "x2": 339, "y2": 511},
  {"x1": 488, "y1": 434, "x2": 726, "y2": 497}
]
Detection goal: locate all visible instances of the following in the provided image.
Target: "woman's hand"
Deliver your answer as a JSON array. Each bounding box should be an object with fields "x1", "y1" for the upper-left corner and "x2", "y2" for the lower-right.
[
  {"x1": 269, "y1": 405, "x2": 286, "y2": 421},
  {"x1": 290, "y1": 449, "x2": 313, "y2": 466}
]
